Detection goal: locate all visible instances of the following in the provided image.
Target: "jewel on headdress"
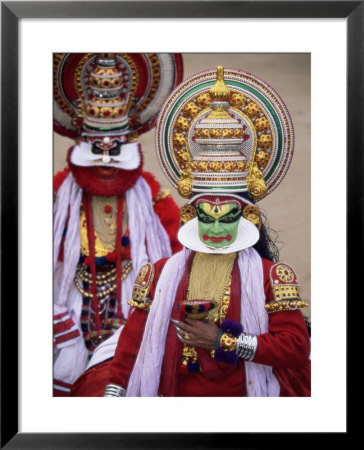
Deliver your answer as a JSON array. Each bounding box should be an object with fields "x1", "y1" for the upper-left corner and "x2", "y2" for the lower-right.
[
  {"x1": 247, "y1": 162, "x2": 267, "y2": 201},
  {"x1": 177, "y1": 167, "x2": 193, "y2": 199},
  {"x1": 242, "y1": 205, "x2": 262, "y2": 230},
  {"x1": 180, "y1": 204, "x2": 197, "y2": 225},
  {"x1": 209, "y1": 66, "x2": 230, "y2": 101}
]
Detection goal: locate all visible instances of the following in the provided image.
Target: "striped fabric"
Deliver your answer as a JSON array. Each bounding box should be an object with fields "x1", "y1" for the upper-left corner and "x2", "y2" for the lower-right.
[
  {"x1": 53, "y1": 312, "x2": 80, "y2": 349},
  {"x1": 53, "y1": 378, "x2": 73, "y2": 396}
]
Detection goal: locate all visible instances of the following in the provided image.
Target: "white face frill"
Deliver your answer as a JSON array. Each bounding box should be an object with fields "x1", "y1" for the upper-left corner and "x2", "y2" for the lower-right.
[
  {"x1": 177, "y1": 216, "x2": 260, "y2": 254},
  {"x1": 70, "y1": 141, "x2": 141, "y2": 170}
]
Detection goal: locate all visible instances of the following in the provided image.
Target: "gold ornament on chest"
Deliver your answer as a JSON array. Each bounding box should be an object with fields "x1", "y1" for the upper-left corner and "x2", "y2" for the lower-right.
[
  {"x1": 80, "y1": 196, "x2": 128, "y2": 257},
  {"x1": 186, "y1": 252, "x2": 236, "y2": 322}
]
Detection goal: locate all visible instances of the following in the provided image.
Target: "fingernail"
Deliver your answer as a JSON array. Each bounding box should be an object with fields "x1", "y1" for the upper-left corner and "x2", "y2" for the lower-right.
[{"x1": 171, "y1": 319, "x2": 179, "y2": 325}]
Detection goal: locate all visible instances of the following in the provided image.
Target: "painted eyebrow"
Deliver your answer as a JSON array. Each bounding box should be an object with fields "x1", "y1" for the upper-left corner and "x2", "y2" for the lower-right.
[
  {"x1": 218, "y1": 206, "x2": 241, "y2": 220},
  {"x1": 196, "y1": 205, "x2": 241, "y2": 219}
]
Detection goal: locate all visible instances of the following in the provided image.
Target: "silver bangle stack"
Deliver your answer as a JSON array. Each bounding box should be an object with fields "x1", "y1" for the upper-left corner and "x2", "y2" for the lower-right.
[
  {"x1": 236, "y1": 333, "x2": 258, "y2": 361},
  {"x1": 103, "y1": 384, "x2": 126, "y2": 397}
]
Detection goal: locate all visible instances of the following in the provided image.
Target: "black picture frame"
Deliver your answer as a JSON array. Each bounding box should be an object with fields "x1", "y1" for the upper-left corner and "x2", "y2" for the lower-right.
[{"x1": 1, "y1": 1, "x2": 360, "y2": 448}]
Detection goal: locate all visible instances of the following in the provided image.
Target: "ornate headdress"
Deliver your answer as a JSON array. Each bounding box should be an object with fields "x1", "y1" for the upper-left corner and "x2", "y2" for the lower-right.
[
  {"x1": 155, "y1": 66, "x2": 294, "y2": 203},
  {"x1": 54, "y1": 53, "x2": 183, "y2": 141}
]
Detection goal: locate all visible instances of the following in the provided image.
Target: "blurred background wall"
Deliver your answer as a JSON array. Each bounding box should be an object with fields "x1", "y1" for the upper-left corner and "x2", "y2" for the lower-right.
[{"x1": 54, "y1": 53, "x2": 311, "y2": 314}]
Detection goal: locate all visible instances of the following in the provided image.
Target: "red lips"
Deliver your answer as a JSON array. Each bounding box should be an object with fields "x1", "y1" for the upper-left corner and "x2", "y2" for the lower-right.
[
  {"x1": 203, "y1": 235, "x2": 232, "y2": 243},
  {"x1": 210, "y1": 236, "x2": 225, "y2": 243}
]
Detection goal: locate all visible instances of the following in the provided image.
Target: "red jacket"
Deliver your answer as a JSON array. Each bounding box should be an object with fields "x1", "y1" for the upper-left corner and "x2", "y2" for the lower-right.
[{"x1": 71, "y1": 254, "x2": 310, "y2": 397}]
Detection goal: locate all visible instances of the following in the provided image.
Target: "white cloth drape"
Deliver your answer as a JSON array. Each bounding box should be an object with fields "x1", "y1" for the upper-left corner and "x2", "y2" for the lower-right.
[{"x1": 53, "y1": 174, "x2": 172, "y2": 385}]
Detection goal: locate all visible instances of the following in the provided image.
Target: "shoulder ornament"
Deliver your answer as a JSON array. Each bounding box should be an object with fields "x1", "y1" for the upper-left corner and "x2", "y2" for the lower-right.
[
  {"x1": 265, "y1": 263, "x2": 308, "y2": 314},
  {"x1": 152, "y1": 188, "x2": 171, "y2": 205},
  {"x1": 128, "y1": 263, "x2": 155, "y2": 311}
]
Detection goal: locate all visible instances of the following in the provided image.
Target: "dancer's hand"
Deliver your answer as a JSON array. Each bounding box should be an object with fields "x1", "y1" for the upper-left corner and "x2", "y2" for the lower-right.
[{"x1": 171, "y1": 318, "x2": 219, "y2": 349}]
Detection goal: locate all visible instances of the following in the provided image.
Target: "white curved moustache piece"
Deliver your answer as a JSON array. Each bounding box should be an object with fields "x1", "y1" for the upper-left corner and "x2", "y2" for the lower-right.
[{"x1": 70, "y1": 141, "x2": 141, "y2": 170}]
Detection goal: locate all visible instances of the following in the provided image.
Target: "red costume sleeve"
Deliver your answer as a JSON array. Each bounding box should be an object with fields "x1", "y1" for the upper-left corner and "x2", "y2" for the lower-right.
[
  {"x1": 153, "y1": 196, "x2": 182, "y2": 254},
  {"x1": 108, "y1": 309, "x2": 148, "y2": 388},
  {"x1": 253, "y1": 258, "x2": 310, "y2": 369},
  {"x1": 142, "y1": 171, "x2": 182, "y2": 254},
  {"x1": 254, "y1": 310, "x2": 310, "y2": 368},
  {"x1": 108, "y1": 258, "x2": 169, "y2": 388}
]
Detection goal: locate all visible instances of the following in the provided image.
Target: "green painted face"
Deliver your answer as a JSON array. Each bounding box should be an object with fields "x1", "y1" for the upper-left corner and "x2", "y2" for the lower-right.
[{"x1": 196, "y1": 202, "x2": 241, "y2": 248}]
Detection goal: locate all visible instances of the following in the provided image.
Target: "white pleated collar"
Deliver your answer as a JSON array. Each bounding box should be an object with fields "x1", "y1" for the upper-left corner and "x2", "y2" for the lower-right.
[{"x1": 177, "y1": 217, "x2": 259, "y2": 254}]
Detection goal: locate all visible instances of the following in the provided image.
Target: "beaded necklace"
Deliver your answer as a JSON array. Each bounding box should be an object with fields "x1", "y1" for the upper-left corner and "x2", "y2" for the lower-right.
[{"x1": 187, "y1": 252, "x2": 237, "y2": 322}]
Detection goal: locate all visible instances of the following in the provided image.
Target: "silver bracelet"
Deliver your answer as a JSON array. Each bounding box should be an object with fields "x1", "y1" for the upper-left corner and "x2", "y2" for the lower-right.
[
  {"x1": 103, "y1": 384, "x2": 126, "y2": 397},
  {"x1": 236, "y1": 333, "x2": 258, "y2": 361}
]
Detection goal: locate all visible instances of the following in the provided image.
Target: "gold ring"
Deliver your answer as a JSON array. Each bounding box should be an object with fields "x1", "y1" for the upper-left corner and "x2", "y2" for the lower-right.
[{"x1": 184, "y1": 333, "x2": 191, "y2": 340}]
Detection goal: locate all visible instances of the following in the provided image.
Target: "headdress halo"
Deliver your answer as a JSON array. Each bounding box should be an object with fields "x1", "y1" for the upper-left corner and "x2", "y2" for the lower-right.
[
  {"x1": 155, "y1": 66, "x2": 294, "y2": 202},
  {"x1": 54, "y1": 53, "x2": 183, "y2": 140}
]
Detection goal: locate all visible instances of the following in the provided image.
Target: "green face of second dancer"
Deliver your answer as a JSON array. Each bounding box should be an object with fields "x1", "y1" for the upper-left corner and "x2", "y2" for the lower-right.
[{"x1": 197, "y1": 202, "x2": 241, "y2": 248}]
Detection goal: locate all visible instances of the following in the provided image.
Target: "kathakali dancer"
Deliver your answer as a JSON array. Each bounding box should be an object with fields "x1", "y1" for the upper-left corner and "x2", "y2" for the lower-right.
[
  {"x1": 75, "y1": 65, "x2": 310, "y2": 397},
  {"x1": 53, "y1": 53, "x2": 183, "y2": 396}
]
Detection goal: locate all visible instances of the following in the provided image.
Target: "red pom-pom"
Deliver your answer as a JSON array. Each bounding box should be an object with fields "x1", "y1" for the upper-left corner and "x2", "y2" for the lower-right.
[
  {"x1": 54, "y1": 168, "x2": 70, "y2": 194},
  {"x1": 84, "y1": 256, "x2": 90, "y2": 266},
  {"x1": 152, "y1": 196, "x2": 183, "y2": 254},
  {"x1": 104, "y1": 204, "x2": 113, "y2": 213},
  {"x1": 105, "y1": 252, "x2": 116, "y2": 262},
  {"x1": 141, "y1": 171, "x2": 160, "y2": 199},
  {"x1": 179, "y1": 364, "x2": 189, "y2": 375},
  {"x1": 122, "y1": 245, "x2": 131, "y2": 261}
]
